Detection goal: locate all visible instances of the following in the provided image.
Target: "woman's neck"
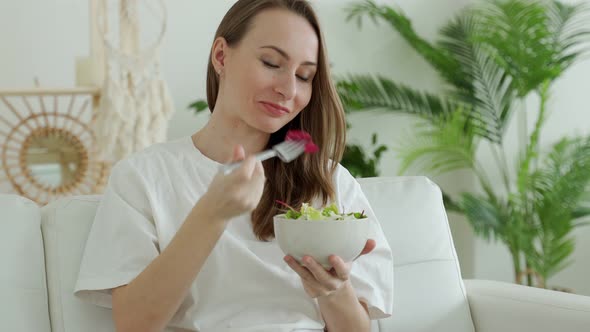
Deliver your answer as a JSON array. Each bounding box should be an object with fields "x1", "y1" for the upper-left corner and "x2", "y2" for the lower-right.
[{"x1": 191, "y1": 109, "x2": 270, "y2": 164}]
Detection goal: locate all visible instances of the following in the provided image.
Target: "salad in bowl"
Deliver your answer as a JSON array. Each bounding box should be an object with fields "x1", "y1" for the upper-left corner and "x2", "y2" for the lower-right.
[{"x1": 273, "y1": 201, "x2": 370, "y2": 268}]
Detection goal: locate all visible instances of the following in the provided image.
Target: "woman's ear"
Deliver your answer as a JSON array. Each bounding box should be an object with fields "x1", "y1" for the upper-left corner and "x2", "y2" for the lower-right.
[{"x1": 211, "y1": 37, "x2": 228, "y2": 74}]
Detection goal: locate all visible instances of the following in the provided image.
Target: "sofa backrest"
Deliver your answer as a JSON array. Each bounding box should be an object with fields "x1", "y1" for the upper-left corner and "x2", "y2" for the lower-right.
[
  {"x1": 41, "y1": 195, "x2": 115, "y2": 332},
  {"x1": 0, "y1": 194, "x2": 51, "y2": 332},
  {"x1": 357, "y1": 177, "x2": 474, "y2": 332}
]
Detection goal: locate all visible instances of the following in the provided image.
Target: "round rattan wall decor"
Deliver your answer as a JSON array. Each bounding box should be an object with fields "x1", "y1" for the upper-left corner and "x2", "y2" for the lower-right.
[{"x1": 0, "y1": 89, "x2": 110, "y2": 205}]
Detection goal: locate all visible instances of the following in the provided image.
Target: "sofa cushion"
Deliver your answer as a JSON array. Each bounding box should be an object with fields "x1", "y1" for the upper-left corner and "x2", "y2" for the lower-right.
[
  {"x1": 0, "y1": 194, "x2": 51, "y2": 332},
  {"x1": 358, "y1": 177, "x2": 475, "y2": 332},
  {"x1": 41, "y1": 196, "x2": 115, "y2": 332}
]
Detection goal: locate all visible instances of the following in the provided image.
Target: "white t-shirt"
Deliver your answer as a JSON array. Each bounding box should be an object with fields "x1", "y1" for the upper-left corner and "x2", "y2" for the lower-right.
[{"x1": 74, "y1": 136, "x2": 393, "y2": 332}]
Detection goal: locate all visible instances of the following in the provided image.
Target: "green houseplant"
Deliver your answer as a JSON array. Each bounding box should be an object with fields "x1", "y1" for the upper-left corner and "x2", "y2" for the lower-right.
[
  {"x1": 338, "y1": 0, "x2": 590, "y2": 288},
  {"x1": 341, "y1": 132, "x2": 387, "y2": 178}
]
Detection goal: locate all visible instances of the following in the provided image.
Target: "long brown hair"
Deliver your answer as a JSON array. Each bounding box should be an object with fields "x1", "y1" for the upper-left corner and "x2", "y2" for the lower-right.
[{"x1": 206, "y1": 0, "x2": 346, "y2": 241}]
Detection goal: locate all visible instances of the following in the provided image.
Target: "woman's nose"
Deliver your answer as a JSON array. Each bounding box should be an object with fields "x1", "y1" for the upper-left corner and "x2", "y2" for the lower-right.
[{"x1": 274, "y1": 73, "x2": 296, "y2": 100}]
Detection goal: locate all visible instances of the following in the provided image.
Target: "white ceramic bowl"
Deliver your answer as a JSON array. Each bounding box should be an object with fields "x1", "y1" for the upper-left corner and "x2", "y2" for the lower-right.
[{"x1": 273, "y1": 214, "x2": 371, "y2": 268}]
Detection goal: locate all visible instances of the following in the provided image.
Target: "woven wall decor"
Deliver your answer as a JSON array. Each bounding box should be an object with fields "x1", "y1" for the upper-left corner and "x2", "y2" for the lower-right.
[{"x1": 0, "y1": 88, "x2": 110, "y2": 205}]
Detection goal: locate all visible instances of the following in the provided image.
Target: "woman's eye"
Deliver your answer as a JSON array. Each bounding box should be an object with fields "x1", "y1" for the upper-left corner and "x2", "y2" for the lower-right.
[
  {"x1": 262, "y1": 60, "x2": 279, "y2": 68},
  {"x1": 296, "y1": 75, "x2": 310, "y2": 82},
  {"x1": 262, "y1": 58, "x2": 312, "y2": 82}
]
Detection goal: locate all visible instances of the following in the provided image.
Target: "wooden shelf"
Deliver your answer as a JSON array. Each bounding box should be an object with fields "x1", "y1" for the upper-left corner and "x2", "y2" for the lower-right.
[{"x1": 0, "y1": 87, "x2": 101, "y2": 96}]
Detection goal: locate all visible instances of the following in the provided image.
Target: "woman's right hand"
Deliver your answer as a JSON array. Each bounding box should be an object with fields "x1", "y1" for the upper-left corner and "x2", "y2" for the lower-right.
[{"x1": 198, "y1": 145, "x2": 266, "y2": 222}]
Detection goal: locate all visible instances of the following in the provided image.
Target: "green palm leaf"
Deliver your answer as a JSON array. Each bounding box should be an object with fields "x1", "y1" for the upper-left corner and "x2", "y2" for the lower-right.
[
  {"x1": 336, "y1": 75, "x2": 456, "y2": 119},
  {"x1": 437, "y1": 12, "x2": 479, "y2": 94},
  {"x1": 395, "y1": 110, "x2": 477, "y2": 176},
  {"x1": 526, "y1": 137, "x2": 590, "y2": 279},
  {"x1": 462, "y1": 49, "x2": 515, "y2": 143},
  {"x1": 571, "y1": 206, "x2": 590, "y2": 221},
  {"x1": 472, "y1": 0, "x2": 589, "y2": 96},
  {"x1": 474, "y1": 0, "x2": 555, "y2": 96},
  {"x1": 438, "y1": 11, "x2": 517, "y2": 143},
  {"x1": 534, "y1": 138, "x2": 590, "y2": 215},
  {"x1": 344, "y1": 0, "x2": 463, "y2": 90},
  {"x1": 548, "y1": 1, "x2": 590, "y2": 71},
  {"x1": 460, "y1": 192, "x2": 506, "y2": 240},
  {"x1": 572, "y1": 190, "x2": 590, "y2": 221}
]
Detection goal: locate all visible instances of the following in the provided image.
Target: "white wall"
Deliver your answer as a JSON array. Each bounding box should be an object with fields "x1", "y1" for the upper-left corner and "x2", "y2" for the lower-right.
[{"x1": 1, "y1": 0, "x2": 588, "y2": 295}]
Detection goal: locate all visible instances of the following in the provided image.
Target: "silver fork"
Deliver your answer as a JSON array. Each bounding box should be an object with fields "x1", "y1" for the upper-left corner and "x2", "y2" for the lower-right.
[{"x1": 220, "y1": 140, "x2": 307, "y2": 174}]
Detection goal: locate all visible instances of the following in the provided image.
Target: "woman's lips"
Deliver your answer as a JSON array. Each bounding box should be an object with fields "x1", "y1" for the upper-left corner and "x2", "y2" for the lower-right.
[{"x1": 260, "y1": 102, "x2": 290, "y2": 117}]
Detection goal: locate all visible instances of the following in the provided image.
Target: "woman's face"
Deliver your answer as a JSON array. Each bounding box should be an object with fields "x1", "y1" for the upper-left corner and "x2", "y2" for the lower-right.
[{"x1": 215, "y1": 8, "x2": 319, "y2": 134}]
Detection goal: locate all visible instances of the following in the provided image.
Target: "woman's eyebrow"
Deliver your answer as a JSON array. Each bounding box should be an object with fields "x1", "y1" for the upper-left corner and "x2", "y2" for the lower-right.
[{"x1": 260, "y1": 45, "x2": 317, "y2": 66}]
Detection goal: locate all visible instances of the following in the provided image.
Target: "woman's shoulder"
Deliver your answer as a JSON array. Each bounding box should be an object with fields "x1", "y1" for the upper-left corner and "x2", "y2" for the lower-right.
[
  {"x1": 329, "y1": 161, "x2": 361, "y2": 198},
  {"x1": 129, "y1": 136, "x2": 192, "y2": 161},
  {"x1": 106, "y1": 137, "x2": 198, "y2": 183},
  {"x1": 330, "y1": 160, "x2": 356, "y2": 183},
  {"x1": 115, "y1": 137, "x2": 193, "y2": 169}
]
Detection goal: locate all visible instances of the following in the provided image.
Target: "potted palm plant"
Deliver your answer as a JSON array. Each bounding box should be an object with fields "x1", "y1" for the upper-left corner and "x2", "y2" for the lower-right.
[{"x1": 338, "y1": 0, "x2": 590, "y2": 288}]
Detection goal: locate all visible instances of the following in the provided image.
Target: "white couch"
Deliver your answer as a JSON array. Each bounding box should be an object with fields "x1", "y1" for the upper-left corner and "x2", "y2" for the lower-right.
[{"x1": 2, "y1": 176, "x2": 590, "y2": 332}]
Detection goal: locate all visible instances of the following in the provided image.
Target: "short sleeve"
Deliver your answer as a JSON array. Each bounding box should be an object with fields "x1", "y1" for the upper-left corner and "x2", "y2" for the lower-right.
[
  {"x1": 74, "y1": 159, "x2": 160, "y2": 308},
  {"x1": 335, "y1": 165, "x2": 394, "y2": 319}
]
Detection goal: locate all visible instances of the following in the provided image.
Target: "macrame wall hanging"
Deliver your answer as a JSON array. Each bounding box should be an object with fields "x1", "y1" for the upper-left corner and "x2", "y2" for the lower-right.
[
  {"x1": 0, "y1": 0, "x2": 173, "y2": 204},
  {"x1": 92, "y1": 0, "x2": 174, "y2": 162}
]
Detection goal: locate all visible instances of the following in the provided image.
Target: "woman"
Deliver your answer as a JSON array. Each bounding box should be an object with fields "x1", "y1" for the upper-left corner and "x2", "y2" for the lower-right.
[{"x1": 75, "y1": 0, "x2": 393, "y2": 331}]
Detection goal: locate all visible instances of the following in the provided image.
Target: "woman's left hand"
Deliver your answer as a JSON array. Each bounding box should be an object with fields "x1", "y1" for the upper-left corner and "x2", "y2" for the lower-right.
[{"x1": 284, "y1": 239, "x2": 376, "y2": 299}]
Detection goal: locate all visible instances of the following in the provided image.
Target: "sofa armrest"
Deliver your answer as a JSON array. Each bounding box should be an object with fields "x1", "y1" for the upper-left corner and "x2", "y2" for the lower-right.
[{"x1": 464, "y1": 279, "x2": 590, "y2": 332}]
